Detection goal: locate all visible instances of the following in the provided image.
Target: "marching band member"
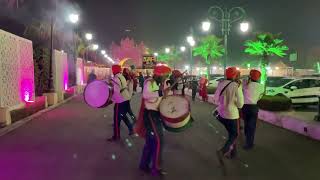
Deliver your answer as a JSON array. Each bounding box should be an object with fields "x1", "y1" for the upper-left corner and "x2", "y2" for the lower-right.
[
  {"x1": 123, "y1": 68, "x2": 137, "y2": 124},
  {"x1": 107, "y1": 65, "x2": 134, "y2": 142},
  {"x1": 242, "y1": 69, "x2": 264, "y2": 150},
  {"x1": 214, "y1": 67, "x2": 244, "y2": 159},
  {"x1": 135, "y1": 64, "x2": 171, "y2": 176},
  {"x1": 171, "y1": 70, "x2": 184, "y2": 95}
]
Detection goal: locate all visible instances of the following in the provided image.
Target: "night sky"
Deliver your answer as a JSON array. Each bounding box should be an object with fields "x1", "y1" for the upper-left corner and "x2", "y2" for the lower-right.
[
  {"x1": 1, "y1": 0, "x2": 320, "y2": 66},
  {"x1": 75, "y1": 0, "x2": 320, "y2": 66}
]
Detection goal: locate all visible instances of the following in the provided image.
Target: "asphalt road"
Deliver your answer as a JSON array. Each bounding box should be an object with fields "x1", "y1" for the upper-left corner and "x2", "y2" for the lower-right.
[{"x1": 0, "y1": 93, "x2": 319, "y2": 180}]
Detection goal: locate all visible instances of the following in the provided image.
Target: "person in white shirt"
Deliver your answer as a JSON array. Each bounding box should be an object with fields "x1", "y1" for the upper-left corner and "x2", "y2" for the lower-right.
[
  {"x1": 136, "y1": 64, "x2": 171, "y2": 177},
  {"x1": 107, "y1": 65, "x2": 134, "y2": 142},
  {"x1": 214, "y1": 67, "x2": 244, "y2": 159},
  {"x1": 242, "y1": 69, "x2": 264, "y2": 150}
]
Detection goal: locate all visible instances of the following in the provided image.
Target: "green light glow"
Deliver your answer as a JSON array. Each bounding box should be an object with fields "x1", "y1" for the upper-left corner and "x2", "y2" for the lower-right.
[
  {"x1": 244, "y1": 32, "x2": 289, "y2": 84},
  {"x1": 193, "y1": 35, "x2": 224, "y2": 76},
  {"x1": 317, "y1": 62, "x2": 320, "y2": 73},
  {"x1": 247, "y1": 63, "x2": 251, "y2": 68}
]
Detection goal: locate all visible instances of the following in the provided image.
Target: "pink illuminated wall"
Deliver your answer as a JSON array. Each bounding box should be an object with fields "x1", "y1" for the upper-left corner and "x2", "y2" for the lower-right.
[
  {"x1": 19, "y1": 39, "x2": 35, "y2": 102},
  {"x1": 53, "y1": 50, "x2": 69, "y2": 92},
  {"x1": 76, "y1": 58, "x2": 84, "y2": 85},
  {"x1": 0, "y1": 29, "x2": 35, "y2": 108}
]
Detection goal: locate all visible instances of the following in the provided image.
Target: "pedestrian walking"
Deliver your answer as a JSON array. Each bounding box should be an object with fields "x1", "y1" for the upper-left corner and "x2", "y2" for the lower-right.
[
  {"x1": 199, "y1": 76, "x2": 208, "y2": 102},
  {"x1": 135, "y1": 64, "x2": 171, "y2": 176},
  {"x1": 171, "y1": 70, "x2": 184, "y2": 95},
  {"x1": 191, "y1": 77, "x2": 198, "y2": 101},
  {"x1": 123, "y1": 68, "x2": 137, "y2": 125},
  {"x1": 213, "y1": 67, "x2": 244, "y2": 159},
  {"x1": 242, "y1": 69, "x2": 264, "y2": 150},
  {"x1": 138, "y1": 72, "x2": 145, "y2": 93},
  {"x1": 87, "y1": 69, "x2": 97, "y2": 84},
  {"x1": 107, "y1": 65, "x2": 134, "y2": 142}
]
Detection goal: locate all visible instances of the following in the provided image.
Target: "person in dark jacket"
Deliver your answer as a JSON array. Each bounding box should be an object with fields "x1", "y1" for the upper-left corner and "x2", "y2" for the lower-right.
[{"x1": 87, "y1": 69, "x2": 97, "y2": 84}]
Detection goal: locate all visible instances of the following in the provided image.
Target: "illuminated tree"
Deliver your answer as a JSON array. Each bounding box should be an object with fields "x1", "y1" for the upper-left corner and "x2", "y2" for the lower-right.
[
  {"x1": 193, "y1": 35, "x2": 225, "y2": 76},
  {"x1": 157, "y1": 46, "x2": 181, "y2": 69},
  {"x1": 244, "y1": 32, "x2": 289, "y2": 84}
]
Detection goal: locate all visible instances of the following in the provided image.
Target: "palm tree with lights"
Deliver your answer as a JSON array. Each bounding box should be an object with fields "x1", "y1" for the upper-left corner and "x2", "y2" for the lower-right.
[
  {"x1": 157, "y1": 46, "x2": 181, "y2": 69},
  {"x1": 244, "y1": 32, "x2": 289, "y2": 84},
  {"x1": 193, "y1": 35, "x2": 225, "y2": 76}
]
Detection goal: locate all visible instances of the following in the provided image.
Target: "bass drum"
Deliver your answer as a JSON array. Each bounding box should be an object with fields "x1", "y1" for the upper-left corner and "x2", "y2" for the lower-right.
[
  {"x1": 84, "y1": 80, "x2": 113, "y2": 108},
  {"x1": 159, "y1": 95, "x2": 193, "y2": 132}
]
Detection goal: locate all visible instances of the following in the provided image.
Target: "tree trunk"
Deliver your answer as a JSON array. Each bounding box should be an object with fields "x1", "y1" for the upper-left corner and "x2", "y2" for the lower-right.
[{"x1": 260, "y1": 55, "x2": 270, "y2": 92}]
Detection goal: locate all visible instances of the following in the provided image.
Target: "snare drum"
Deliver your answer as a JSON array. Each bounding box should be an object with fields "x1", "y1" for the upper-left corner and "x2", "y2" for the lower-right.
[
  {"x1": 159, "y1": 95, "x2": 193, "y2": 132},
  {"x1": 84, "y1": 80, "x2": 113, "y2": 108}
]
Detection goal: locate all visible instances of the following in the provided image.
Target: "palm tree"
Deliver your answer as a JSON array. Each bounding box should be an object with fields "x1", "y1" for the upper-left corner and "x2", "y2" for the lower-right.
[
  {"x1": 193, "y1": 35, "x2": 225, "y2": 76},
  {"x1": 244, "y1": 32, "x2": 289, "y2": 84},
  {"x1": 157, "y1": 46, "x2": 181, "y2": 69}
]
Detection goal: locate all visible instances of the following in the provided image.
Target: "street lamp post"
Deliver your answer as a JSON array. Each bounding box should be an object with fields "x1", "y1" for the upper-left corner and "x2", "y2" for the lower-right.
[
  {"x1": 187, "y1": 28, "x2": 195, "y2": 75},
  {"x1": 68, "y1": 13, "x2": 79, "y2": 86},
  {"x1": 207, "y1": 6, "x2": 246, "y2": 74}
]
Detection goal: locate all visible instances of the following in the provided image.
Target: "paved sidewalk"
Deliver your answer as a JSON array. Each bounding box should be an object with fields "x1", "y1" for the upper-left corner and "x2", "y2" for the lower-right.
[
  {"x1": 185, "y1": 89, "x2": 320, "y2": 141},
  {"x1": 0, "y1": 94, "x2": 319, "y2": 180}
]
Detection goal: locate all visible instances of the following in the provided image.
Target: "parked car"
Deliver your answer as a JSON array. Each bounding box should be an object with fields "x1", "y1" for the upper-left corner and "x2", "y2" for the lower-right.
[
  {"x1": 266, "y1": 77, "x2": 320, "y2": 104},
  {"x1": 208, "y1": 76, "x2": 224, "y2": 88}
]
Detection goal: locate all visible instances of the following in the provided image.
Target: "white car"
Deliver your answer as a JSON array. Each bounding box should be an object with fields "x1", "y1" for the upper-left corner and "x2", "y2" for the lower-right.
[
  {"x1": 266, "y1": 77, "x2": 320, "y2": 104},
  {"x1": 208, "y1": 76, "x2": 224, "y2": 88}
]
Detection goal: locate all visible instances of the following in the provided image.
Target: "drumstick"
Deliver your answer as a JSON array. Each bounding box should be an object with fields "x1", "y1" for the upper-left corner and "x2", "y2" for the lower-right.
[{"x1": 167, "y1": 70, "x2": 188, "y2": 90}]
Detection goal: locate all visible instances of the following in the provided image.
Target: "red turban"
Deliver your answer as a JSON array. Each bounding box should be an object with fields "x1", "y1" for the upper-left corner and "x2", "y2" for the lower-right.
[
  {"x1": 172, "y1": 70, "x2": 182, "y2": 78},
  {"x1": 250, "y1": 69, "x2": 261, "y2": 81},
  {"x1": 154, "y1": 65, "x2": 172, "y2": 76},
  {"x1": 112, "y1": 65, "x2": 122, "y2": 75},
  {"x1": 226, "y1": 67, "x2": 238, "y2": 79}
]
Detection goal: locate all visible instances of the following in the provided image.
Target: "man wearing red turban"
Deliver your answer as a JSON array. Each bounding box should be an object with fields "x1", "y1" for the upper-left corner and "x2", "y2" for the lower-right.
[
  {"x1": 213, "y1": 67, "x2": 244, "y2": 160},
  {"x1": 136, "y1": 64, "x2": 171, "y2": 176},
  {"x1": 107, "y1": 65, "x2": 134, "y2": 142},
  {"x1": 241, "y1": 69, "x2": 264, "y2": 150}
]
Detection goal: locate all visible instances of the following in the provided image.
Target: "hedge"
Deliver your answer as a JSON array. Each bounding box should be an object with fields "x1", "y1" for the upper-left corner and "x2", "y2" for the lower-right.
[{"x1": 258, "y1": 94, "x2": 292, "y2": 111}]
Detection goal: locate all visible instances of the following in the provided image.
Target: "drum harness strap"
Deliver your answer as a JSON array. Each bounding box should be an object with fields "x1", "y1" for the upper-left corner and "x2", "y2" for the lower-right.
[{"x1": 111, "y1": 77, "x2": 128, "y2": 93}]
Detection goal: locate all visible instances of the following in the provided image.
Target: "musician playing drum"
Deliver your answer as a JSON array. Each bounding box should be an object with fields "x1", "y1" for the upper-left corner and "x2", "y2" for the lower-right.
[
  {"x1": 136, "y1": 64, "x2": 171, "y2": 176},
  {"x1": 107, "y1": 65, "x2": 134, "y2": 142}
]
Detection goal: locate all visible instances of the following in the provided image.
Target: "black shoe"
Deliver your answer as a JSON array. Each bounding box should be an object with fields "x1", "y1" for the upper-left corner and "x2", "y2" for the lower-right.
[
  {"x1": 106, "y1": 137, "x2": 120, "y2": 142},
  {"x1": 151, "y1": 169, "x2": 167, "y2": 177}
]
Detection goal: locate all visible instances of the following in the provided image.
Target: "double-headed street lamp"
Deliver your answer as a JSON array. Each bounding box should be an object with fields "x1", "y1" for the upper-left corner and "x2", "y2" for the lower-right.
[{"x1": 206, "y1": 6, "x2": 248, "y2": 73}]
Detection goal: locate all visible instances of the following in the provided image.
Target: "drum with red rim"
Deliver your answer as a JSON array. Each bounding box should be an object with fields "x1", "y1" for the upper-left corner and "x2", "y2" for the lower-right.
[
  {"x1": 159, "y1": 95, "x2": 193, "y2": 132},
  {"x1": 84, "y1": 80, "x2": 113, "y2": 108}
]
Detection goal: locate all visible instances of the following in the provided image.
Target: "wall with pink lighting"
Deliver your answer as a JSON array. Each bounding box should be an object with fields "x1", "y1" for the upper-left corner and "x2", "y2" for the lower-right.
[
  {"x1": 76, "y1": 58, "x2": 84, "y2": 85},
  {"x1": 0, "y1": 29, "x2": 35, "y2": 108},
  {"x1": 83, "y1": 65, "x2": 111, "y2": 84},
  {"x1": 53, "y1": 50, "x2": 68, "y2": 92}
]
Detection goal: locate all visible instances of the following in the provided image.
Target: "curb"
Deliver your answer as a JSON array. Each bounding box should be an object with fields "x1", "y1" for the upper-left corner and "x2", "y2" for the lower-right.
[
  {"x1": 0, "y1": 95, "x2": 77, "y2": 137},
  {"x1": 185, "y1": 89, "x2": 320, "y2": 141}
]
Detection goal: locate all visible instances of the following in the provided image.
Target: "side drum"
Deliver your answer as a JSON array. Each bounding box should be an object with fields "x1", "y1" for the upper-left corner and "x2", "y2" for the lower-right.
[
  {"x1": 159, "y1": 95, "x2": 193, "y2": 132},
  {"x1": 84, "y1": 80, "x2": 113, "y2": 108}
]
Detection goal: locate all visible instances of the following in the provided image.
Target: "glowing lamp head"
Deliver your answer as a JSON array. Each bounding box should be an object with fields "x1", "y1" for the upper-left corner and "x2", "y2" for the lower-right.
[
  {"x1": 85, "y1": 33, "x2": 93, "y2": 41},
  {"x1": 92, "y1": 44, "x2": 99, "y2": 50},
  {"x1": 154, "y1": 52, "x2": 159, "y2": 57},
  {"x1": 185, "y1": 65, "x2": 190, "y2": 70},
  {"x1": 69, "y1": 13, "x2": 79, "y2": 24},
  {"x1": 165, "y1": 48, "x2": 170, "y2": 53},
  {"x1": 180, "y1": 46, "x2": 186, "y2": 52},
  {"x1": 202, "y1": 21, "x2": 211, "y2": 32},
  {"x1": 101, "y1": 50, "x2": 106, "y2": 55},
  {"x1": 240, "y1": 22, "x2": 249, "y2": 32}
]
